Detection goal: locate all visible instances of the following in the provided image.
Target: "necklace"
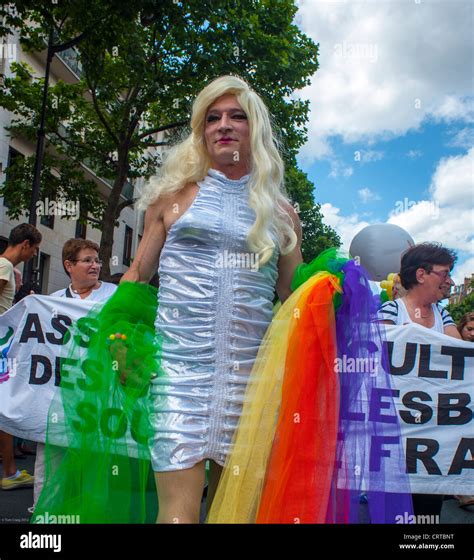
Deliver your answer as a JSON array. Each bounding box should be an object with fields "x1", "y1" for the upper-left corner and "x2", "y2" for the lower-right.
[{"x1": 71, "y1": 281, "x2": 101, "y2": 295}]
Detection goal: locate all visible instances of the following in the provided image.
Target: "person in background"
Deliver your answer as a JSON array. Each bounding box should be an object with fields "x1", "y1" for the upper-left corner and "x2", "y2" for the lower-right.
[
  {"x1": 11, "y1": 267, "x2": 37, "y2": 459},
  {"x1": 33, "y1": 238, "x2": 117, "y2": 508},
  {"x1": 0, "y1": 223, "x2": 42, "y2": 490},
  {"x1": 453, "y1": 311, "x2": 474, "y2": 509},
  {"x1": 49, "y1": 238, "x2": 117, "y2": 300},
  {"x1": 378, "y1": 242, "x2": 462, "y2": 519},
  {"x1": 378, "y1": 243, "x2": 461, "y2": 339}
]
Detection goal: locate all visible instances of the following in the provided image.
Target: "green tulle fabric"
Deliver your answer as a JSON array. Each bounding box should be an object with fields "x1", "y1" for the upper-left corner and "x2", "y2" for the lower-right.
[
  {"x1": 291, "y1": 248, "x2": 350, "y2": 310},
  {"x1": 32, "y1": 282, "x2": 161, "y2": 524}
]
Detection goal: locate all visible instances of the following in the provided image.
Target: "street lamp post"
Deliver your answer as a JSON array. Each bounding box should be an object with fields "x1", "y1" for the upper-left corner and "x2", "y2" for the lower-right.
[{"x1": 23, "y1": 28, "x2": 86, "y2": 293}]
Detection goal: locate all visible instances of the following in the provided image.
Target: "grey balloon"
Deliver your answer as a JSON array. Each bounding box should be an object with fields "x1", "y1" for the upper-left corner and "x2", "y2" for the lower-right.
[{"x1": 349, "y1": 224, "x2": 415, "y2": 281}]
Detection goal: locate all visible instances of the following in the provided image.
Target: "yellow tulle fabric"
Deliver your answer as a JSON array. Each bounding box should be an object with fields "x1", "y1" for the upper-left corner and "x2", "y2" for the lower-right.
[{"x1": 206, "y1": 272, "x2": 341, "y2": 523}]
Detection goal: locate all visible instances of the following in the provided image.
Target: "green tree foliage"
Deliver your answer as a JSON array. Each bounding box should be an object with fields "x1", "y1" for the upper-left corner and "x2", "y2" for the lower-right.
[{"x1": 0, "y1": 0, "x2": 340, "y2": 277}]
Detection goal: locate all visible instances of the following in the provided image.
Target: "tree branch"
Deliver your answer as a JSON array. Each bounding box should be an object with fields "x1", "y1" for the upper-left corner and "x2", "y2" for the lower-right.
[
  {"x1": 115, "y1": 197, "x2": 136, "y2": 217},
  {"x1": 51, "y1": 129, "x2": 118, "y2": 168},
  {"x1": 137, "y1": 119, "x2": 188, "y2": 140},
  {"x1": 86, "y1": 74, "x2": 120, "y2": 146}
]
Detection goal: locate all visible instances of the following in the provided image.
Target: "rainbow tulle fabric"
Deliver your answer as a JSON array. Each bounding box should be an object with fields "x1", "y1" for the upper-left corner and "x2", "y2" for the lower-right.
[{"x1": 207, "y1": 249, "x2": 413, "y2": 523}]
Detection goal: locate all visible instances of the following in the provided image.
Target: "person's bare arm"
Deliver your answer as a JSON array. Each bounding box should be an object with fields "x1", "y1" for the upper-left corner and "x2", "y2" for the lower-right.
[
  {"x1": 121, "y1": 198, "x2": 167, "y2": 284},
  {"x1": 275, "y1": 203, "x2": 303, "y2": 304},
  {"x1": 444, "y1": 324, "x2": 462, "y2": 339}
]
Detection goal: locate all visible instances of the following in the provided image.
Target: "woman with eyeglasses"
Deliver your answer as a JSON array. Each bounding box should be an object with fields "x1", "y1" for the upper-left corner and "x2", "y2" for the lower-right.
[
  {"x1": 32, "y1": 238, "x2": 118, "y2": 512},
  {"x1": 378, "y1": 242, "x2": 461, "y2": 339},
  {"x1": 49, "y1": 238, "x2": 117, "y2": 301},
  {"x1": 378, "y1": 242, "x2": 462, "y2": 520}
]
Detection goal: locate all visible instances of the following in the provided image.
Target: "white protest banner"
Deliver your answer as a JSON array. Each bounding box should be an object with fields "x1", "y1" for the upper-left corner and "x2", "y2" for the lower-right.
[
  {"x1": 384, "y1": 323, "x2": 473, "y2": 495},
  {"x1": 0, "y1": 295, "x2": 96, "y2": 442},
  {"x1": 0, "y1": 295, "x2": 151, "y2": 457},
  {"x1": 0, "y1": 296, "x2": 472, "y2": 493}
]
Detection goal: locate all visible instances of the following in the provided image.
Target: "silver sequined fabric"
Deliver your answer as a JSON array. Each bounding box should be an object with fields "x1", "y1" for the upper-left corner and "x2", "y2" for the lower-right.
[{"x1": 149, "y1": 168, "x2": 280, "y2": 471}]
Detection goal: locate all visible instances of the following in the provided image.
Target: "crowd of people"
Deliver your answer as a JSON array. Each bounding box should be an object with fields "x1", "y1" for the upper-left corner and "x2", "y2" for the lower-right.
[{"x1": 0, "y1": 75, "x2": 472, "y2": 523}]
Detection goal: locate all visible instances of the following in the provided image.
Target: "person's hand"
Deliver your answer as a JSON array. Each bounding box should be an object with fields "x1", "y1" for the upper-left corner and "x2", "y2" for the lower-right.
[{"x1": 108, "y1": 335, "x2": 129, "y2": 385}]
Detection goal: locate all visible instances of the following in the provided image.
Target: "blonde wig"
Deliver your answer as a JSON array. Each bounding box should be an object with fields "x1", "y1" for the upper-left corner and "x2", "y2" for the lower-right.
[{"x1": 138, "y1": 75, "x2": 297, "y2": 265}]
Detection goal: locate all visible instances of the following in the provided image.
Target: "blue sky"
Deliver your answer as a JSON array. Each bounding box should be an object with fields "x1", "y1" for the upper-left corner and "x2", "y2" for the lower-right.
[{"x1": 294, "y1": 0, "x2": 473, "y2": 285}]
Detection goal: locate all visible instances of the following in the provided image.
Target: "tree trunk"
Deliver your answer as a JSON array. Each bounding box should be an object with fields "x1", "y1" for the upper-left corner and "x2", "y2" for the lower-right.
[{"x1": 98, "y1": 161, "x2": 128, "y2": 280}]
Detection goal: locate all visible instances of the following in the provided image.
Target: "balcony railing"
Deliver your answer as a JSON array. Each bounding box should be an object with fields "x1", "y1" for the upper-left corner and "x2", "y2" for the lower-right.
[{"x1": 56, "y1": 47, "x2": 83, "y2": 78}]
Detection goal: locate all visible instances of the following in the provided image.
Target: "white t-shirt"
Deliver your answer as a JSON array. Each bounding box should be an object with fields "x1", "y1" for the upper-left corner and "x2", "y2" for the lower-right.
[
  {"x1": 378, "y1": 298, "x2": 455, "y2": 334},
  {"x1": 50, "y1": 281, "x2": 117, "y2": 302},
  {"x1": 0, "y1": 257, "x2": 15, "y2": 314}
]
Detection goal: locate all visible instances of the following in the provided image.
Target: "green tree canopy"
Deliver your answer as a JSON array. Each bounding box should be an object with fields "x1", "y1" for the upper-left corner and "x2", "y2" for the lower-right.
[{"x1": 0, "y1": 0, "x2": 340, "y2": 277}]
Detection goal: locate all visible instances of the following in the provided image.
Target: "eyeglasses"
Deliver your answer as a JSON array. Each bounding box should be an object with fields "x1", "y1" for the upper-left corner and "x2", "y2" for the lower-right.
[
  {"x1": 428, "y1": 270, "x2": 452, "y2": 282},
  {"x1": 73, "y1": 258, "x2": 103, "y2": 266}
]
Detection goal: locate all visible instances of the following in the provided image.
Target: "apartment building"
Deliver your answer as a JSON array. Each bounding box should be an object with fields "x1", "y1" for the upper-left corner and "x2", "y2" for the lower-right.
[{"x1": 0, "y1": 29, "x2": 160, "y2": 294}]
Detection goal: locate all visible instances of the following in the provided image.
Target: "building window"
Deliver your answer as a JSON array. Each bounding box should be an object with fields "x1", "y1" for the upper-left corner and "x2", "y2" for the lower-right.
[
  {"x1": 31, "y1": 251, "x2": 50, "y2": 295},
  {"x1": 40, "y1": 213, "x2": 55, "y2": 230},
  {"x1": 123, "y1": 225, "x2": 133, "y2": 266}
]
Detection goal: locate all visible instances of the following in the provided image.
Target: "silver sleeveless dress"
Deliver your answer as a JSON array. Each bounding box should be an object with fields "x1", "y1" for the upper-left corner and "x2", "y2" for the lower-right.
[{"x1": 149, "y1": 168, "x2": 280, "y2": 471}]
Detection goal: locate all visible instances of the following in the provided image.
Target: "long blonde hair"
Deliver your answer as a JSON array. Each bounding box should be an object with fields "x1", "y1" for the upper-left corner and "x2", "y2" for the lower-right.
[{"x1": 138, "y1": 75, "x2": 297, "y2": 265}]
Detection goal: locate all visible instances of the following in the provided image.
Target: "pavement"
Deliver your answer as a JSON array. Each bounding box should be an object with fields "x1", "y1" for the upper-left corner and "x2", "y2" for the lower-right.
[{"x1": 0, "y1": 445, "x2": 473, "y2": 524}]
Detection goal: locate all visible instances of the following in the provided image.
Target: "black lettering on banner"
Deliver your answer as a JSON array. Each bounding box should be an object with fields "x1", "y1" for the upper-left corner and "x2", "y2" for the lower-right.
[
  {"x1": 100, "y1": 408, "x2": 127, "y2": 439},
  {"x1": 386, "y1": 341, "x2": 417, "y2": 375},
  {"x1": 29, "y1": 355, "x2": 52, "y2": 385},
  {"x1": 77, "y1": 359, "x2": 102, "y2": 391},
  {"x1": 46, "y1": 315, "x2": 72, "y2": 345},
  {"x1": 448, "y1": 438, "x2": 474, "y2": 474},
  {"x1": 418, "y1": 344, "x2": 448, "y2": 379},
  {"x1": 406, "y1": 438, "x2": 442, "y2": 474},
  {"x1": 400, "y1": 391, "x2": 433, "y2": 424},
  {"x1": 72, "y1": 402, "x2": 97, "y2": 434},
  {"x1": 440, "y1": 346, "x2": 474, "y2": 381},
  {"x1": 19, "y1": 313, "x2": 45, "y2": 343},
  {"x1": 438, "y1": 393, "x2": 472, "y2": 425},
  {"x1": 370, "y1": 435, "x2": 399, "y2": 471}
]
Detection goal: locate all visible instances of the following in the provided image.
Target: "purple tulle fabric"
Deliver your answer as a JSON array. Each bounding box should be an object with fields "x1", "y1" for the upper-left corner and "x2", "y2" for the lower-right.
[{"x1": 327, "y1": 260, "x2": 413, "y2": 523}]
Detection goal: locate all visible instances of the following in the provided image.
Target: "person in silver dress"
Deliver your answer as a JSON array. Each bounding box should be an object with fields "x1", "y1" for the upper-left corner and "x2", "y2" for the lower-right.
[{"x1": 122, "y1": 75, "x2": 303, "y2": 523}]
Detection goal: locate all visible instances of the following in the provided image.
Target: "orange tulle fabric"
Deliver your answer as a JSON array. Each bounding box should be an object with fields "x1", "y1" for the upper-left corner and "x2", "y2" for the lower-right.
[{"x1": 256, "y1": 275, "x2": 340, "y2": 523}]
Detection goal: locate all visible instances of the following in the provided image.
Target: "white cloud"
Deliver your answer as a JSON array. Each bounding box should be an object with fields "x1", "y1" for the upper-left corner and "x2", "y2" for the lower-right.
[
  {"x1": 358, "y1": 187, "x2": 381, "y2": 203},
  {"x1": 295, "y1": 0, "x2": 474, "y2": 161},
  {"x1": 320, "y1": 202, "x2": 370, "y2": 250},
  {"x1": 321, "y1": 148, "x2": 473, "y2": 257},
  {"x1": 447, "y1": 127, "x2": 474, "y2": 149},
  {"x1": 430, "y1": 147, "x2": 474, "y2": 208},
  {"x1": 388, "y1": 149, "x2": 474, "y2": 252},
  {"x1": 328, "y1": 160, "x2": 353, "y2": 178},
  {"x1": 431, "y1": 96, "x2": 474, "y2": 123},
  {"x1": 406, "y1": 149, "x2": 422, "y2": 159},
  {"x1": 356, "y1": 149, "x2": 384, "y2": 163},
  {"x1": 452, "y1": 256, "x2": 474, "y2": 286}
]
